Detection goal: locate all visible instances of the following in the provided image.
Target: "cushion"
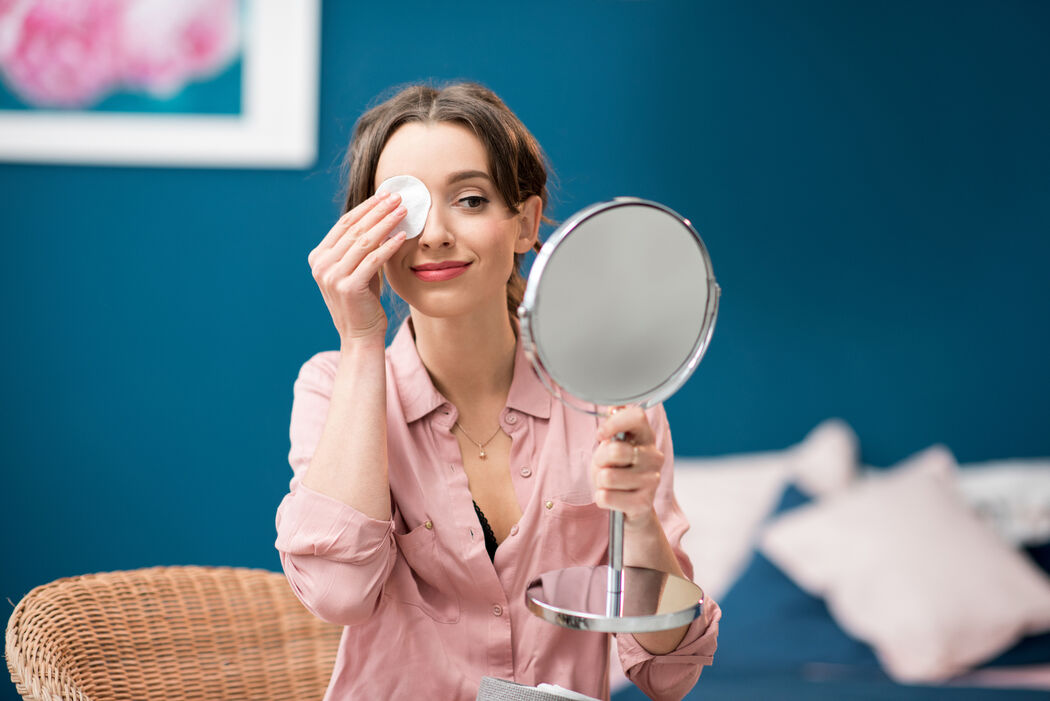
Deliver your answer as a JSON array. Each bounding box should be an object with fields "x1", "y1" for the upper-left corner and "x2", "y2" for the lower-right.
[
  {"x1": 675, "y1": 418, "x2": 858, "y2": 600},
  {"x1": 713, "y1": 483, "x2": 881, "y2": 672},
  {"x1": 758, "y1": 446, "x2": 1050, "y2": 683}
]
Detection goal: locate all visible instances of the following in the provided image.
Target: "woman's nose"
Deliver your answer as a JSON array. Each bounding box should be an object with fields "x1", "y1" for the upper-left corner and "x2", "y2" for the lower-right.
[{"x1": 418, "y1": 207, "x2": 454, "y2": 249}]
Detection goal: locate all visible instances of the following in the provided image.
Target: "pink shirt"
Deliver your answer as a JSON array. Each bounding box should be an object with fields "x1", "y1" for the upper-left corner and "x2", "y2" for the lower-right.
[{"x1": 275, "y1": 321, "x2": 720, "y2": 700}]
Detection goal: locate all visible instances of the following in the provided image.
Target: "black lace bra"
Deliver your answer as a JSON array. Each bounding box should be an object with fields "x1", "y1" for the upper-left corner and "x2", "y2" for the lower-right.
[{"x1": 472, "y1": 500, "x2": 499, "y2": 562}]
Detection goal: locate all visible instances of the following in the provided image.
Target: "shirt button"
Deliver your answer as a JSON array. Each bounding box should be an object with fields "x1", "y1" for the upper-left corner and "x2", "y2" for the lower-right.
[
  {"x1": 505, "y1": 412, "x2": 518, "y2": 424},
  {"x1": 519, "y1": 466, "x2": 532, "y2": 478},
  {"x1": 544, "y1": 500, "x2": 554, "y2": 510},
  {"x1": 510, "y1": 525, "x2": 519, "y2": 537},
  {"x1": 424, "y1": 520, "x2": 433, "y2": 530},
  {"x1": 492, "y1": 605, "x2": 503, "y2": 617}
]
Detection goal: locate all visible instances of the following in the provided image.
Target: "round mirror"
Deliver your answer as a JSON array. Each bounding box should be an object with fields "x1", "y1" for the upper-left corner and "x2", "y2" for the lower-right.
[
  {"x1": 518, "y1": 197, "x2": 721, "y2": 633},
  {"x1": 520, "y1": 197, "x2": 718, "y2": 412}
]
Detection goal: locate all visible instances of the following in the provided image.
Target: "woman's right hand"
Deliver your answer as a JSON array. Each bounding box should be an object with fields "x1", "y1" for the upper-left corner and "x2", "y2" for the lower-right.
[{"x1": 308, "y1": 191, "x2": 408, "y2": 347}]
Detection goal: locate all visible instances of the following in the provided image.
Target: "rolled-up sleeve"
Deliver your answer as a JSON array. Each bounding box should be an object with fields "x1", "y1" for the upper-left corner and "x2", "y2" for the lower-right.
[
  {"x1": 617, "y1": 597, "x2": 721, "y2": 700},
  {"x1": 274, "y1": 353, "x2": 397, "y2": 626},
  {"x1": 615, "y1": 404, "x2": 721, "y2": 700}
]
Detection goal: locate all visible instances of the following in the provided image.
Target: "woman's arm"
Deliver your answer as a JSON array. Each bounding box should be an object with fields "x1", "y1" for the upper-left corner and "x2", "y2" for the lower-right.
[
  {"x1": 592, "y1": 404, "x2": 720, "y2": 700},
  {"x1": 592, "y1": 405, "x2": 690, "y2": 653},
  {"x1": 301, "y1": 338, "x2": 392, "y2": 519},
  {"x1": 275, "y1": 193, "x2": 409, "y2": 625},
  {"x1": 299, "y1": 191, "x2": 408, "y2": 516},
  {"x1": 275, "y1": 351, "x2": 398, "y2": 626},
  {"x1": 622, "y1": 511, "x2": 690, "y2": 653}
]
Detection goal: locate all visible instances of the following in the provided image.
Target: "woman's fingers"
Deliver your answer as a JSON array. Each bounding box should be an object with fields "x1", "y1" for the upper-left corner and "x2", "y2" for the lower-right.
[
  {"x1": 305, "y1": 191, "x2": 408, "y2": 344},
  {"x1": 308, "y1": 192, "x2": 401, "y2": 269},
  {"x1": 594, "y1": 459, "x2": 661, "y2": 491},
  {"x1": 309, "y1": 194, "x2": 382, "y2": 265},
  {"x1": 326, "y1": 203, "x2": 408, "y2": 282},
  {"x1": 337, "y1": 231, "x2": 407, "y2": 292},
  {"x1": 593, "y1": 437, "x2": 645, "y2": 468},
  {"x1": 593, "y1": 455, "x2": 661, "y2": 518},
  {"x1": 324, "y1": 193, "x2": 404, "y2": 265},
  {"x1": 591, "y1": 416, "x2": 664, "y2": 522},
  {"x1": 597, "y1": 406, "x2": 655, "y2": 446}
]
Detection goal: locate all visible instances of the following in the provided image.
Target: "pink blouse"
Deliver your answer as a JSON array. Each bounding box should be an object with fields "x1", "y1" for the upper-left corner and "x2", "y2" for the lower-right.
[{"x1": 275, "y1": 321, "x2": 720, "y2": 700}]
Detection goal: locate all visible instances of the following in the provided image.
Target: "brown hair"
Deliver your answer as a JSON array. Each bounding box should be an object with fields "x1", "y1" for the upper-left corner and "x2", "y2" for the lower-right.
[{"x1": 340, "y1": 81, "x2": 557, "y2": 322}]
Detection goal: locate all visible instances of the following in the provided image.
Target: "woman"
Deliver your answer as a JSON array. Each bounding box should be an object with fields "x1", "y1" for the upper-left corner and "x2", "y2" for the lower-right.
[{"x1": 275, "y1": 81, "x2": 720, "y2": 700}]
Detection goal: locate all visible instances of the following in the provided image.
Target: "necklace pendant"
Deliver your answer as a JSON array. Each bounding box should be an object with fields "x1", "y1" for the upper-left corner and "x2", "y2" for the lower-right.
[{"x1": 479, "y1": 450, "x2": 486, "y2": 460}]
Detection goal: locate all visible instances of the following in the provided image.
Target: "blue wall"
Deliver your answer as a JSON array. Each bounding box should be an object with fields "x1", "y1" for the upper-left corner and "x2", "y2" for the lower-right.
[{"x1": 2, "y1": 0, "x2": 1048, "y2": 685}]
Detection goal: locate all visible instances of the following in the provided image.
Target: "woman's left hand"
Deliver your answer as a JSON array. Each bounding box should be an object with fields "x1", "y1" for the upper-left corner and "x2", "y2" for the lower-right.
[{"x1": 591, "y1": 406, "x2": 664, "y2": 528}]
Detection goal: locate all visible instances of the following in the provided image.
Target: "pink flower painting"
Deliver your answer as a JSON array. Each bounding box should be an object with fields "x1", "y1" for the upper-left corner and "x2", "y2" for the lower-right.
[{"x1": 0, "y1": 0, "x2": 240, "y2": 109}]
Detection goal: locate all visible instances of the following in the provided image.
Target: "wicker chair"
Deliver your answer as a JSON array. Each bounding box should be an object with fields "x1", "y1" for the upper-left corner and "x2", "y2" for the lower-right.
[{"x1": 5, "y1": 566, "x2": 343, "y2": 701}]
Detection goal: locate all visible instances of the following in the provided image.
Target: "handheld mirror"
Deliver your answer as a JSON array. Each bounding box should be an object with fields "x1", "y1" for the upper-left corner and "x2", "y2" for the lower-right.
[{"x1": 519, "y1": 197, "x2": 720, "y2": 633}]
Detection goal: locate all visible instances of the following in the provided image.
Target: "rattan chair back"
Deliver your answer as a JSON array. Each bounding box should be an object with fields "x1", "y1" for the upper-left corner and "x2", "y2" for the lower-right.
[{"x1": 5, "y1": 566, "x2": 342, "y2": 700}]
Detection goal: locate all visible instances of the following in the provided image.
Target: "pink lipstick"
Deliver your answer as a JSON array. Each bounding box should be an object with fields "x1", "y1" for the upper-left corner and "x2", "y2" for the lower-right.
[{"x1": 411, "y1": 261, "x2": 472, "y2": 282}]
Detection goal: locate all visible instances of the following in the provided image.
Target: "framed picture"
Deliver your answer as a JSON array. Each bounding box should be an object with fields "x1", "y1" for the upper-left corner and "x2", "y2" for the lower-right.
[{"x1": 0, "y1": 0, "x2": 320, "y2": 168}]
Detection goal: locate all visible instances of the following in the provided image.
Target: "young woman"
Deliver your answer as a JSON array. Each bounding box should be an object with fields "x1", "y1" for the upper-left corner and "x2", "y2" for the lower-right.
[{"x1": 275, "y1": 82, "x2": 720, "y2": 700}]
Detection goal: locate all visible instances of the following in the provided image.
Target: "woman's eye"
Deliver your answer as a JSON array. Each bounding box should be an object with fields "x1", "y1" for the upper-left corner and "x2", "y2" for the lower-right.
[{"x1": 458, "y1": 195, "x2": 488, "y2": 210}]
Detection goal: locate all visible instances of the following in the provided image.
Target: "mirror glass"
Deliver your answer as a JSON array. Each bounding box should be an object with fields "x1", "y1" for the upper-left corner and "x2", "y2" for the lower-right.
[{"x1": 523, "y1": 198, "x2": 717, "y2": 409}]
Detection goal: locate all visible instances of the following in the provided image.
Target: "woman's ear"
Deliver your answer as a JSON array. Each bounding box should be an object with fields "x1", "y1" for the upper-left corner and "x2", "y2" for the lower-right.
[{"x1": 515, "y1": 195, "x2": 542, "y2": 254}]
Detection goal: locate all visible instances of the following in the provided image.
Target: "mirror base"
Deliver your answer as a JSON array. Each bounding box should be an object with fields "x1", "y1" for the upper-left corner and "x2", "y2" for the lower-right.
[{"x1": 525, "y1": 565, "x2": 704, "y2": 633}]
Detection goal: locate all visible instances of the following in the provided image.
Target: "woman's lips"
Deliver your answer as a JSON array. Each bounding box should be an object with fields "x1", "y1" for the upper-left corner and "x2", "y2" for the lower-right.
[{"x1": 411, "y1": 262, "x2": 471, "y2": 282}]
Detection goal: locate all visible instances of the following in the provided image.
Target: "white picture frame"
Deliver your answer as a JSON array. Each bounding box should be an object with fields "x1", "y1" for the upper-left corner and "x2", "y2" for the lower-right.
[{"x1": 0, "y1": 0, "x2": 320, "y2": 169}]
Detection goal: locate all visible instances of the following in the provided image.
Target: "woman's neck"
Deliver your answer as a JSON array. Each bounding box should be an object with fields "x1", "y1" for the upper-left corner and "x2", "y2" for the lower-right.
[{"x1": 409, "y1": 302, "x2": 518, "y2": 416}]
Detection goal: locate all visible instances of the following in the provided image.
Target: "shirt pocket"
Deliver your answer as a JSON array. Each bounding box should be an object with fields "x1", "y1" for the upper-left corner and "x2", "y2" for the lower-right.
[
  {"x1": 540, "y1": 496, "x2": 610, "y2": 568},
  {"x1": 388, "y1": 520, "x2": 461, "y2": 624}
]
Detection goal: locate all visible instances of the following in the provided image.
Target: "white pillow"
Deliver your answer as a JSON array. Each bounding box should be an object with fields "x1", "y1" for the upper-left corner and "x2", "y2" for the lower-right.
[
  {"x1": 955, "y1": 459, "x2": 1050, "y2": 546},
  {"x1": 675, "y1": 418, "x2": 858, "y2": 601},
  {"x1": 759, "y1": 446, "x2": 1050, "y2": 683}
]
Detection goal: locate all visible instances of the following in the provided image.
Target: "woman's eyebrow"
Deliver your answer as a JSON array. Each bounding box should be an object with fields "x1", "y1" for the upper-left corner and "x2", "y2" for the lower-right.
[{"x1": 446, "y1": 169, "x2": 492, "y2": 185}]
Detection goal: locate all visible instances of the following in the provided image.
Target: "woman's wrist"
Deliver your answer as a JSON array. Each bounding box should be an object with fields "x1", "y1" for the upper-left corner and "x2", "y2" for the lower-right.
[
  {"x1": 339, "y1": 331, "x2": 388, "y2": 356},
  {"x1": 622, "y1": 510, "x2": 686, "y2": 579},
  {"x1": 622, "y1": 506, "x2": 660, "y2": 533}
]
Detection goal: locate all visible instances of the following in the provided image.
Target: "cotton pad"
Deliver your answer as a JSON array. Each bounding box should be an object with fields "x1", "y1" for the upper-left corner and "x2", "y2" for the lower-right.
[{"x1": 375, "y1": 175, "x2": 431, "y2": 239}]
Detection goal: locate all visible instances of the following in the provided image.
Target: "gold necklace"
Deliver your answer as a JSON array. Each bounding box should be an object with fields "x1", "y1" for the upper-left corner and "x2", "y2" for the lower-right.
[{"x1": 453, "y1": 421, "x2": 501, "y2": 460}]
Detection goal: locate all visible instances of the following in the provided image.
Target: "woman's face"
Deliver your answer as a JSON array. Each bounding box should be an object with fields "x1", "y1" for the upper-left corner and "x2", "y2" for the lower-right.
[{"x1": 375, "y1": 121, "x2": 538, "y2": 321}]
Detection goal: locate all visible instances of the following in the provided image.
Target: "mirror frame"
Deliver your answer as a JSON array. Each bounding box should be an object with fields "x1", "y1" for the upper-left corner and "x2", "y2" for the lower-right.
[{"x1": 517, "y1": 196, "x2": 722, "y2": 414}]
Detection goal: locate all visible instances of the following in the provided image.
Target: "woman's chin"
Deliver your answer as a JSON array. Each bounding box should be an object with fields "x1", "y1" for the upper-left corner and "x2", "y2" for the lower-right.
[
  {"x1": 388, "y1": 275, "x2": 511, "y2": 323},
  {"x1": 400, "y1": 293, "x2": 480, "y2": 321}
]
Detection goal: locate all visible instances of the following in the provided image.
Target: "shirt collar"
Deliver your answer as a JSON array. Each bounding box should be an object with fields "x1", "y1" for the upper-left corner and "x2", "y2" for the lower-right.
[{"x1": 388, "y1": 318, "x2": 552, "y2": 424}]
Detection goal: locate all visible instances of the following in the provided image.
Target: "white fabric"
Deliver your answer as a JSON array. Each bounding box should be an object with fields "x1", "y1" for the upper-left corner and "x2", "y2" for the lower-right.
[
  {"x1": 375, "y1": 174, "x2": 431, "y2": 238},
  {"x1": 955, "y1": 459, "x2": 1050, "y2": 546}
]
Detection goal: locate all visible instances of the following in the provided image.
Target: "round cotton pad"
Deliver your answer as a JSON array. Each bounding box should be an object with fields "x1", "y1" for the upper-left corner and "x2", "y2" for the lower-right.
[{"x1": 375, "y1": 175, "x2": 432, "y2": 239}]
